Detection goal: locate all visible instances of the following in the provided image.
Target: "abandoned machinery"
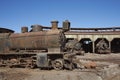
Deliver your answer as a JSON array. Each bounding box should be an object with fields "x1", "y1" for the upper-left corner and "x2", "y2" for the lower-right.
[{"x1": 0, "y1": 20, "x2": 118, "y2": 70}]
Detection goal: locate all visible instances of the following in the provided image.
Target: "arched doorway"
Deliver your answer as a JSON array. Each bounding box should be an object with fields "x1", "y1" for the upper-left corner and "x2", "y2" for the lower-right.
[
  {"x1": 111, "y1": 38, "x2": 120, "y2": 53},
  {"x1": 79, "y1": 38, "x2": 92, "y2": 53},
  {"x1": 95, "y1": 38, "x2": 109, "y2": 53}
]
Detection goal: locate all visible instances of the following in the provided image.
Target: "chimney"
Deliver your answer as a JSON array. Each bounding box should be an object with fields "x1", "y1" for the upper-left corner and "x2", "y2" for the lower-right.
[{"x1": 51, "y1": 20, "x2": 58, "y2": 30}]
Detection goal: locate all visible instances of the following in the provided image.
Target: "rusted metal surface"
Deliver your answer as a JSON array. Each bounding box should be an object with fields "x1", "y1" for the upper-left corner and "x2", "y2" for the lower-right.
[
  {"x1": 0, "y1": 28, "x2": 14, "y2": 33},
  {"x1": 0, "y1": 33, "x2": 10, "y2": 52},
  {"x1": 95, "y1": 39, "x2": 110, "y2": 54},
  {"x1": 31, "y1": 25, "x2": 43, "y2": 32},
  {"x1": 62, "y1": 20, "x2": 70, "y2": 31},
  {"x1": 21, "y1": 27, "x2": 28, "y2": 33},
  {"x1": 0, "y1": 21, "x2": 67, "y2": 54},
  {"x1": 9, "y1": 30, "x2": 64, "y2": 51},
  {"x1": 51, "y1": 20, "x2": 59, "y2": 30}
]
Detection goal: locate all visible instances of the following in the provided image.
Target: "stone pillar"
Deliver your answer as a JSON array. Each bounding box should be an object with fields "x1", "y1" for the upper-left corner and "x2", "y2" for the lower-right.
[
  {"x1": 92, "y1": 41, "x2": 95, "y2": 53},
  {"x1": 109, "y1": 41, "x2": 111, "y2": 53}
]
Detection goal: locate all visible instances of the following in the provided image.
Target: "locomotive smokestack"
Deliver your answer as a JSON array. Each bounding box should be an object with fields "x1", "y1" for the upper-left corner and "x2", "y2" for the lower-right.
[
  {"x1": 51, "y1": 20, "x2": 58, "y2": 30},
  {"x1": 21, "y1": 26, "x2": 28, "y2": 33}
]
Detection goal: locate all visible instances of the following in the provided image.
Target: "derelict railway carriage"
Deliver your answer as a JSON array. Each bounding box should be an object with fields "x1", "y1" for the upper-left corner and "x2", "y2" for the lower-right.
[{"x1": 0, "y1": 20, "x2": 83, "y2": 70}]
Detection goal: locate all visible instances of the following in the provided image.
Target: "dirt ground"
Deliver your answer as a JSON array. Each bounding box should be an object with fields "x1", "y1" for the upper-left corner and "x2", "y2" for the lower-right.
[
  {"x1": 0, "y1": 67, "x2": 120, "y2": 80},
  {"x1": 0, "y1": 53, "x2": 120, "y2": 80},
  {"x1": 0, "y1": 68, "x2": 29, "y2": 80}
]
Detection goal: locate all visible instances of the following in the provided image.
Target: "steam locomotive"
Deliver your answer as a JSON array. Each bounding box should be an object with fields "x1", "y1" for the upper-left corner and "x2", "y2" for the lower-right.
[{"x1": 0, "y1": 20, "x2": 83, "y2": 70}]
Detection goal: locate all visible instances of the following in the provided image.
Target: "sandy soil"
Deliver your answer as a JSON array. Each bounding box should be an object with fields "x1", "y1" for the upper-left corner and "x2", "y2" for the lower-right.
[{"x1": 0, "y1": 53, "x2": 120, "y2": 80}]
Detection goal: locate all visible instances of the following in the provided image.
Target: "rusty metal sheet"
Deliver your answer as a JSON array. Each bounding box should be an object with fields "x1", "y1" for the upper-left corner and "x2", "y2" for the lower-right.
[{"x1": 9, "y1": 30, "x2": 62, "y2": 50}]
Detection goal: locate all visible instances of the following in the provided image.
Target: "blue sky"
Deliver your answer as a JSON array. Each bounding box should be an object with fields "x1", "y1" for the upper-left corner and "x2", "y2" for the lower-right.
[{"x1": 0, "y1": 0, "x2": 120, "y2": 32}]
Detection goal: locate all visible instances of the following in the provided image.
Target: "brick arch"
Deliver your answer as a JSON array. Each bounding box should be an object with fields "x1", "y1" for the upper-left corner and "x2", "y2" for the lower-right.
[
  {"x1": 95, "y1": 38, "x2": 109, "y2": 53},
  {"x1": 111, "y1": 38, "x2": 120, "y2": 53},
  {"x1": 79, "y1": 38, "x2": 93, "y2": 53}
]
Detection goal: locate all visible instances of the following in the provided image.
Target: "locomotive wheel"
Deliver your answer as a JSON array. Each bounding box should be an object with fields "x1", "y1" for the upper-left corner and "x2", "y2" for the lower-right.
[
  {"x1": 7, "y1": 59, "x2": 18, "y2": 68},
  {"x1": 52, "y1": 59, "x2": 63, "y2": 70}
]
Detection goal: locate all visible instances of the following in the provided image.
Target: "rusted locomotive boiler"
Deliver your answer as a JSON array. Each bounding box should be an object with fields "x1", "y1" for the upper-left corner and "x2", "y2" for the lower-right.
[
  {"x1": 0, "y1": 20, "x2": 83, "y2": 70},
  {"x1": 0, "y1": 21, "x2": 65, "y2": 52}
]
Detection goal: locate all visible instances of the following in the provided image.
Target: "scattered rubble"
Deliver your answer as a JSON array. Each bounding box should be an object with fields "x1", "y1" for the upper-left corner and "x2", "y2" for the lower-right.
[{"x1": 0, "y1": 53, "x2": 120, "y2": 80}]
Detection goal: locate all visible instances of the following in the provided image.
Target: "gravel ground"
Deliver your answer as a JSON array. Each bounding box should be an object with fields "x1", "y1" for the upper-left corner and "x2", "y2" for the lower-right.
[{"x1": 0, "y1": 53, "x2": 120, "y2": 80}]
